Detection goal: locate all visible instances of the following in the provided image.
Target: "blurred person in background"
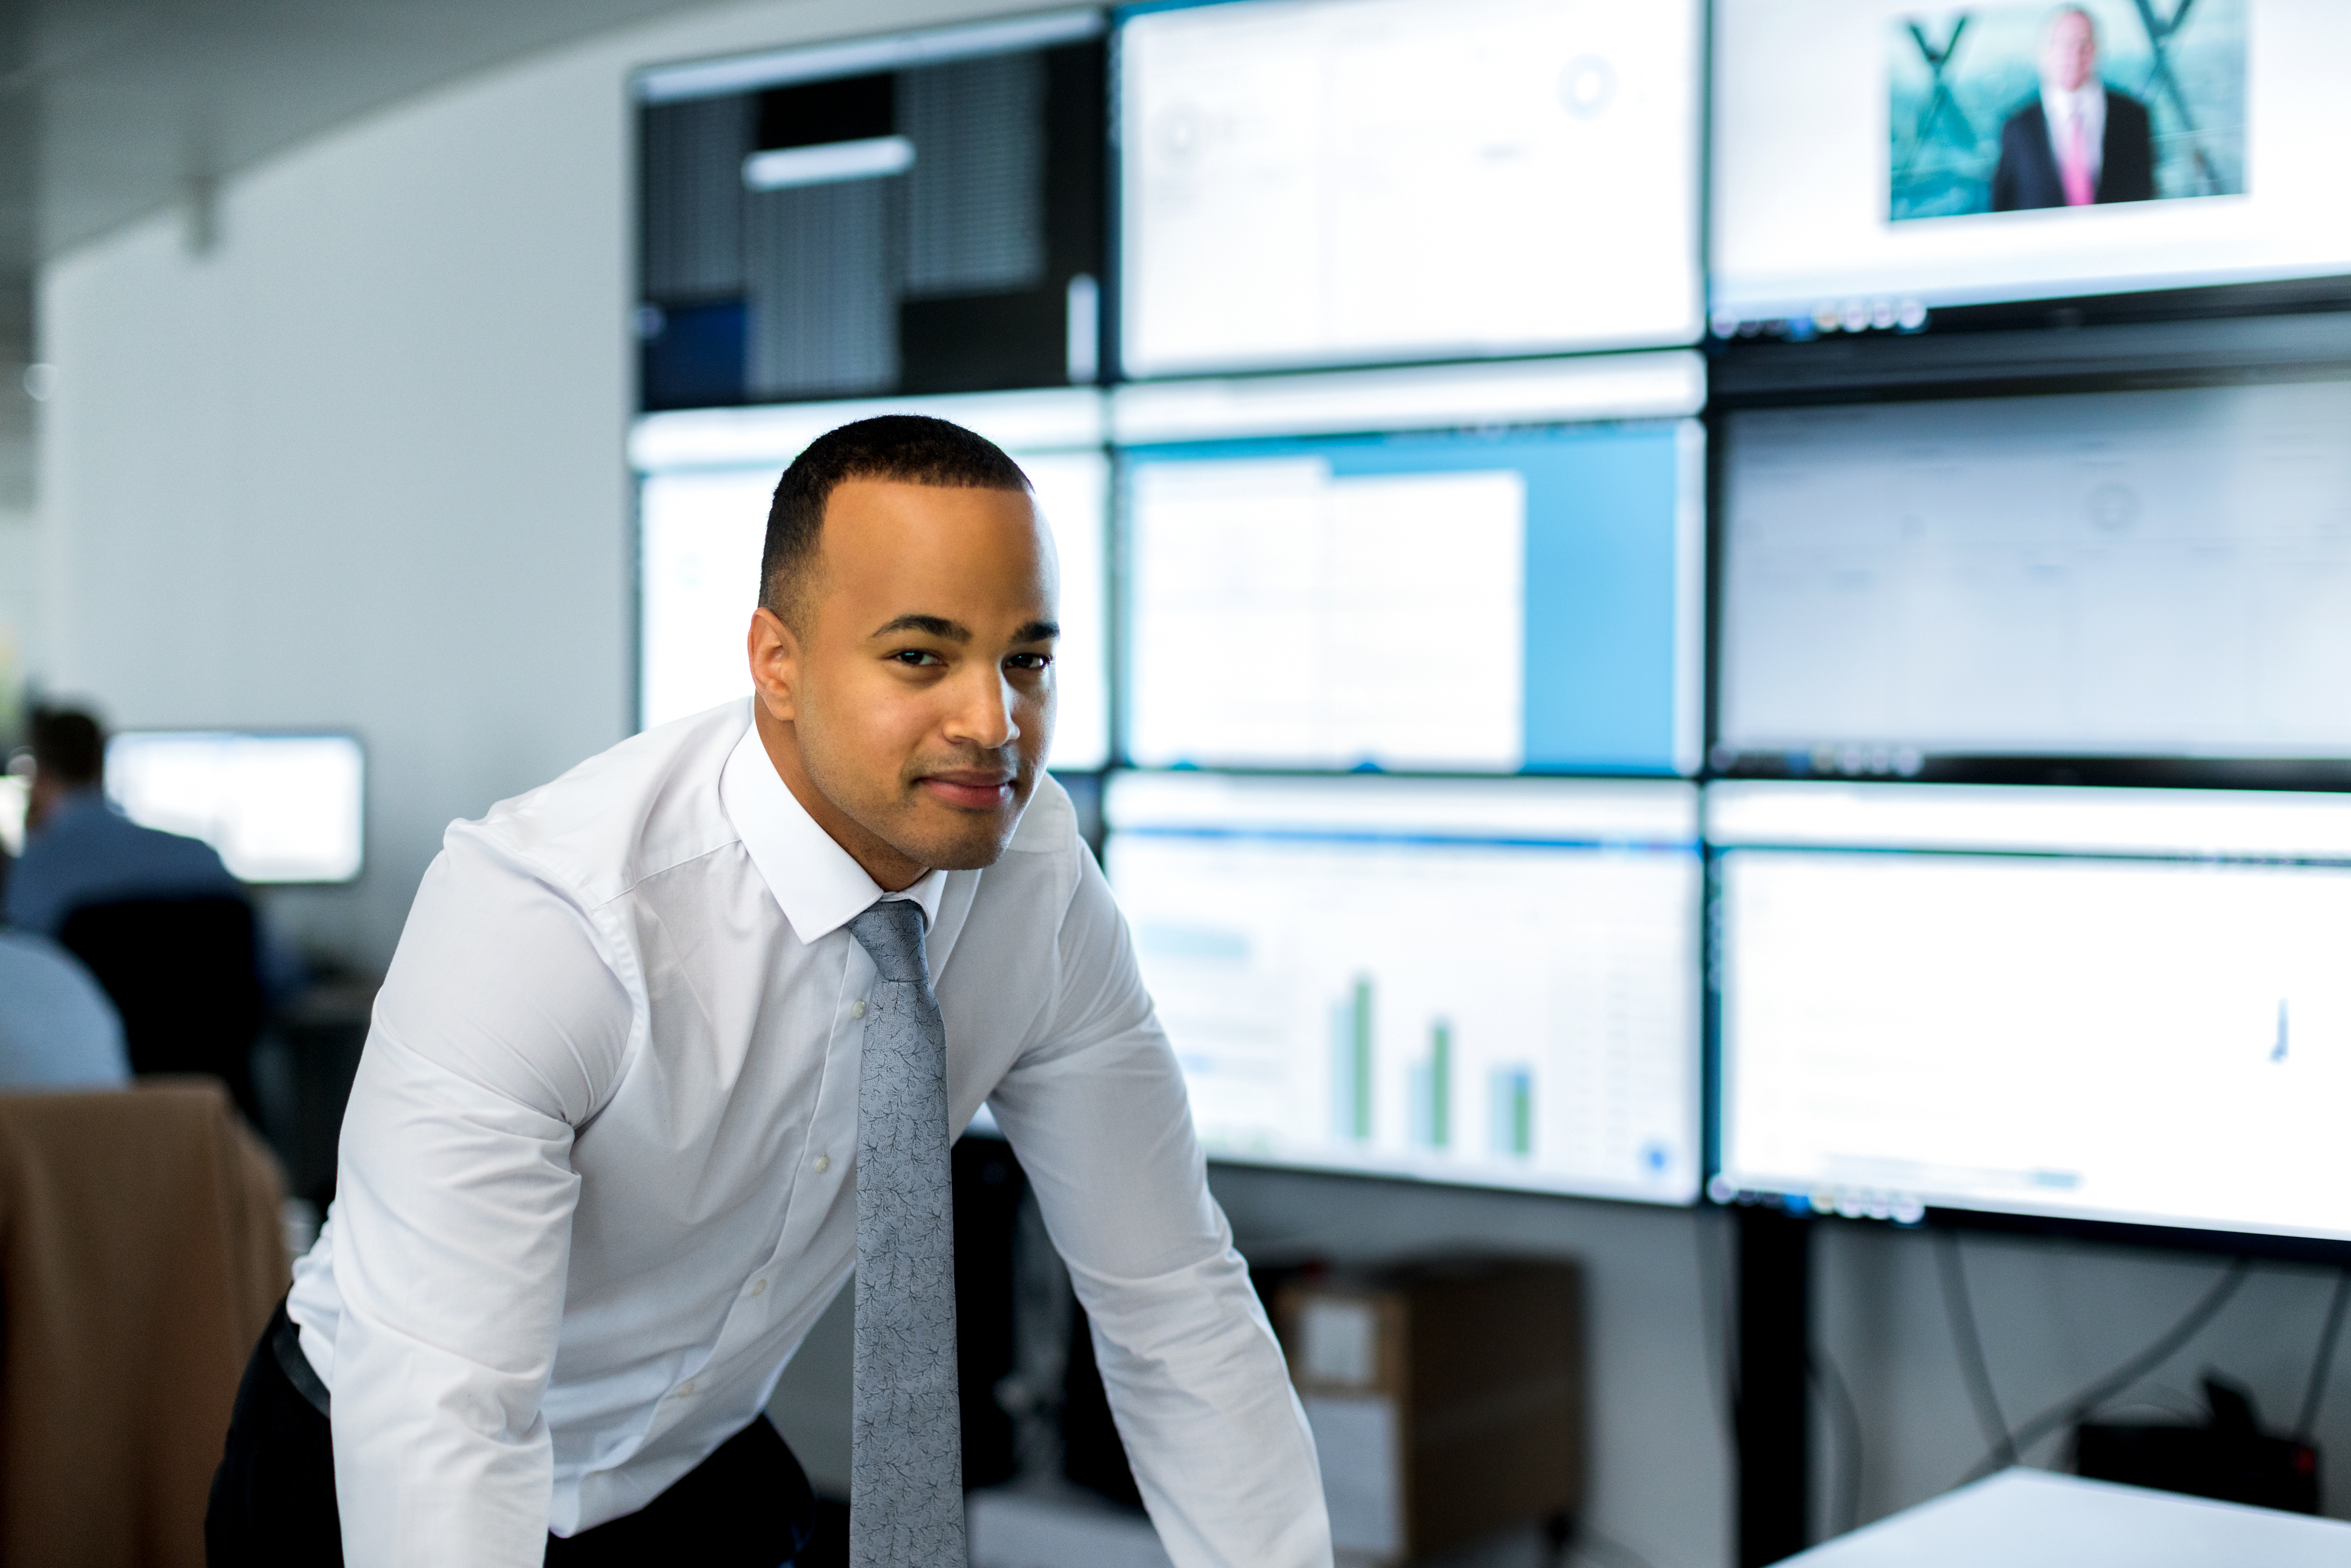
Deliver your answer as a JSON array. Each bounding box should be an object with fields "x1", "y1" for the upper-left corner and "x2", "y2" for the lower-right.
[
  {"x1": 0, "y1": 927, "x2": 132, "y2": 1090},
  {"x1": 1991, "y1": 5, "x2": 2156, "y2": 211},
  {"x1": 4, "y1": 706, "x2": 243, "y2": 936}
]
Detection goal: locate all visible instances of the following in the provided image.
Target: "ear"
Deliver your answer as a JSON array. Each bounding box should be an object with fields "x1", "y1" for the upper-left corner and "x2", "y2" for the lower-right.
[{"x1": 748, "y1": 605, "x2": 804, "y2": 724}]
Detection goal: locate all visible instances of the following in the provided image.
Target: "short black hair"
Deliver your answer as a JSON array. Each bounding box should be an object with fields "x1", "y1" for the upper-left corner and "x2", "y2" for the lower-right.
[
  {"x1": 31, "y1": 706, "x2": 104, "y2": 786},
  {"x1": 760, "y1": 415, "x2": 1032, "y2": 625}
]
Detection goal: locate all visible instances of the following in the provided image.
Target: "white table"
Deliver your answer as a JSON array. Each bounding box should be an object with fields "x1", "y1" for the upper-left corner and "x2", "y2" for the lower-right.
[{"x1": 1776, "y1": 1469, "x2": 2351, "y2": 1567}]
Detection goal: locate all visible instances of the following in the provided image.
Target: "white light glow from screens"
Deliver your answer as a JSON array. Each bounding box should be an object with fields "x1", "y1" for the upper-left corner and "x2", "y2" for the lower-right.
[
  {"x1": 635, "y1": 454, "x2": 1110, "y2": 773},
  {"x1": 1119, "y1": 0, "x2": 1702, "y2": 377},
  {"x1": 1715, "y1": 783, "x2": 2351, "y2": 1241},
  {"x1": 1105, "y1": 773, "x2": 1703, "y2": 1203},
  {"x1": 1711, "y1": 0, "x2": 2351, "y2": 321},
  {"x1": 0, "y1": 776, "x2": 25, "y2": 857},
  {"x1": 105, "y1": 733, "x2": 364, "y2": 884}
]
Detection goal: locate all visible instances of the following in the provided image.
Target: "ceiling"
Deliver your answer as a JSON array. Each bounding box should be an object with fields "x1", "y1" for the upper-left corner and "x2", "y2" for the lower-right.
[{"x1": 0, "y1": 0, "x2": 735, "y2": 506}]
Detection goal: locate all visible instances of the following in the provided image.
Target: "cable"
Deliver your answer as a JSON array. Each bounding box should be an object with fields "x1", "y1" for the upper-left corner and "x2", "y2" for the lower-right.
[
  {"x1": 1810, "y1": 1349, "x2": 1866, "y2": 1537},
  {"x1": 2296, "y1": 1267, "x2": 2351, "y2": 1441},
  {"x1": 1935, "y1": 1232, "x2": 2017, "y2": 1472},
  {"x1": 1962, "y1": 1257, "x2": 2253, "y2": 1483},
  {"x1": 1693, "y1": 1208, "x2": 1737, "y2": 1438}
]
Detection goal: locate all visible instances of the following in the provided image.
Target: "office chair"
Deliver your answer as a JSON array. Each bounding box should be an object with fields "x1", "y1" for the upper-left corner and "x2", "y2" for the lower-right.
[
  {"x1": 59, "y1": 895, "x2": 267, "y2": 1125},
  {"x1": 0, "y1": 1079, "x2": 287, "y2": 1567}
]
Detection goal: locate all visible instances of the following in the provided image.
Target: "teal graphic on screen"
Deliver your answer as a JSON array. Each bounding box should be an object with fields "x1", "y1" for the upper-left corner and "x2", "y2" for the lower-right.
[{"x1": 1124, "y1": 423, "x2": 1691, "y2": 775}]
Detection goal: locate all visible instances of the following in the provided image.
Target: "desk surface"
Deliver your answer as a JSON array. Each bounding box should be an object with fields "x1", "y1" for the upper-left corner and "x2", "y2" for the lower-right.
[{"x1": 1778, "y1": 1469, "x2": 2351, "y2": 1567}]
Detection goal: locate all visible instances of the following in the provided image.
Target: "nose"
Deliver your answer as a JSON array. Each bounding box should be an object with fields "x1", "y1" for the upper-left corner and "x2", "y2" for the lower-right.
[{"x1": 941, "y1": 662, "x2": 1019, "y2": 752}]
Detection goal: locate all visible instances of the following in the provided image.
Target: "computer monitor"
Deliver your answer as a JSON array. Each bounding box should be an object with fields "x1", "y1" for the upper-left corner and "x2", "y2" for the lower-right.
[
  {"x1": 634, "y1": 11, "x2": 1106, "y2": 409},
  {"x1": 1710, "y1": 0, "x2": 2351, "y2": 328},
  {"x1": 1712, "y1": 780, "x2": 2351, "y2": 1242},
  {"x1": 1714, "y1": 379, "x2": 2351, "y2": 769},
  {"x1": 1106, "y1": 772, "x2": 1703, "y2": 1202},
  {"x1": 1117, "y1": 0, "x2": 1703, "y2": 377},
  {"x1": 635, "y1": 396, "x2": 1112, "y2": 771},
  {"x1": 105, "y1": 732, "x2": 366, "y2": 884},
  {"x1": 1124, "y1": 420, "x2": 1703, "y2": 774}
]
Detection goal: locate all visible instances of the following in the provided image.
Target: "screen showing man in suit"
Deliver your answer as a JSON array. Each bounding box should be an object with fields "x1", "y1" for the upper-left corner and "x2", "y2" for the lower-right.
[{"x1": 1887, "y1": 0, "x2": 2245, "y2": 224}]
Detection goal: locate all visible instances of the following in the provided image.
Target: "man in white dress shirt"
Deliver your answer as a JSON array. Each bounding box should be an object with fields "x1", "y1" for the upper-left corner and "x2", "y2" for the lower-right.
[{"x1": 206, "y1": 416, "x2": 1329, "y2": 1566}]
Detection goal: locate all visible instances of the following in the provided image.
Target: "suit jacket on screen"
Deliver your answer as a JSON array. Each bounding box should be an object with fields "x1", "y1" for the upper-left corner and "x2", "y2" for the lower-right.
[{"x1": 1990, "y1": 88, "x2": 2157, "y2": 210}]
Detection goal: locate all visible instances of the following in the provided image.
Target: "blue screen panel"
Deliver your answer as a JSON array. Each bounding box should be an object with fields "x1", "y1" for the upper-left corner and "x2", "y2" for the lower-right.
[{"x1": 1124, "y1": 422, "x2": 1698, "y2": 775}]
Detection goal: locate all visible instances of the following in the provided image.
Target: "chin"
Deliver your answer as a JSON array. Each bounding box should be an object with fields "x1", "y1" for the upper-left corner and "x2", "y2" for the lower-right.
[
  {"x1": 907, "y1": 826, "x2": 1018, "y2": 872},
  {"x1": 890, "y1": 802, "x2": 1024, "y2": 872}
]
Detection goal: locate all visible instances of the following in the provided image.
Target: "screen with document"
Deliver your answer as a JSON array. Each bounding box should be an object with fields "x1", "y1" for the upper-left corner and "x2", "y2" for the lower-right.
[
  {"x1": 1118, "y1": 0, "x2": 1702, "y2": 376},
  {"x1": 1716, "y1": 380, "x2": 2351, "y2": 768},
  {"x1": 1713, "y1": 781, "x2": 2351, "y2": 1241},
  {"x1": 1124, "y1": 422, "x2": 1702, "y2": 775},
  {"x1": 1107, "y1": 772, "x2": 1702, "y2": 1202}
]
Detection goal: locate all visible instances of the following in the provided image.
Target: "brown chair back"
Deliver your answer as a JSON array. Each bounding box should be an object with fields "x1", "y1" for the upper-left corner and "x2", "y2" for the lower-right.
[{"x1": 0, "y1": 1080, "x2": 287, "y2": 1566}]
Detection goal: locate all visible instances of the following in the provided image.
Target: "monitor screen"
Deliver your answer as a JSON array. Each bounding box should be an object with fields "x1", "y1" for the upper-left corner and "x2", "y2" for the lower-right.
[
  {"x1": 1715, "y1": 380, "x2": 2351, "y2": 766},
  {"x1": 637, "y1": 445, "x2": 1110, "y2": 770},
  {"x1": 1117, "y1": 0, "x2": 1702, "y2": 377},
  {"x1": 1106, "y1": 772, "x2": 1703, "y2": 1201},
  {"x1": 634, "y1": 11, "x2": 1106, "y2": 409},
  {"x1": 1712, "y1": 780, "x2": 2351, "y2": 1241},
  {"x1": 1124, "y1": 421, "x2": 1702, "y2": 775},
  {"x1": 105, "y1": 732, "x2": 365, "y2": 884},
  {"x1": 1711, "y1": 0, "x2": 2351, "y2": 327}
]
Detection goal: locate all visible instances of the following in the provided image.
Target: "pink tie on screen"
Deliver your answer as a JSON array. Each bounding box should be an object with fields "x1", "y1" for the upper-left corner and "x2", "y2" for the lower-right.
[{"x1": 2061, "y1": 113, "x2": 2095, "y2": 206}]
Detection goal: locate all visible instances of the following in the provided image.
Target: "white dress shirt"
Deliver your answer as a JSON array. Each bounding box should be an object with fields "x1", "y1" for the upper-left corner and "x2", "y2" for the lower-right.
[
  {"x1": 286, "y1": 700, "x2": 1329, "y2": 1567},
  {"x1": 2041, "y1": 80, "x2": 2107, "y2": 192}
]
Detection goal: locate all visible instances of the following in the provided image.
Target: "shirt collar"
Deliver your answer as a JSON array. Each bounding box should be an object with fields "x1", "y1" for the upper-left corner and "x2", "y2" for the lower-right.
[
  {"x1": 718, "y1": 715, "x2": 946, "y2": 943},
  {"x1": 2043, "y1": 80, "x2": 2104, "y2": 125}
]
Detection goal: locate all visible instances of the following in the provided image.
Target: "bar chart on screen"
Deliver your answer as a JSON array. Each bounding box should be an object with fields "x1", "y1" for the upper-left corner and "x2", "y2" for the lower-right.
[{"x1": 1105, "y1": 773, "x2": 1702, "y2": 1201}]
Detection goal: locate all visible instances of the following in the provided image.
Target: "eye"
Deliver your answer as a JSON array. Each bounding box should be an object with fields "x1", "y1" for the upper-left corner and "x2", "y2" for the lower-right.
[
  {"x1": 890, "y1": 648, "x2": 943, "y2": 668},
  {"x1": 1006, "y1": 652, "x2": 1053, "y2": 672}
]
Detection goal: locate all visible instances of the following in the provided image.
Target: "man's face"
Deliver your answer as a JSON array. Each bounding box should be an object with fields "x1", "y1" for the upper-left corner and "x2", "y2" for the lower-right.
[
  {"x1": 751, "y1": 478, "x2": 1057, "y2": 882},
  {"x1": 2042, "y1": 10, "x2": 2098, "y2": 93}
]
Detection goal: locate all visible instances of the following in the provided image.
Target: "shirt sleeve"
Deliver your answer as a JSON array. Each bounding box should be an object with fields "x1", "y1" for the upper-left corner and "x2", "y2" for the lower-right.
[
  {"x1": 326, "y1": 829, "x2": 634, "y2": 1567},
  {"x1": 985, "y1": 848, "x2": 1332, "y2": 1568}
]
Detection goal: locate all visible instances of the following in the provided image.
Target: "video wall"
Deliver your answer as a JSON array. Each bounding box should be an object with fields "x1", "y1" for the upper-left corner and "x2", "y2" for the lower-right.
[{"x1": 629, "y1": 1, "x2": 2351, "y2": 1237}]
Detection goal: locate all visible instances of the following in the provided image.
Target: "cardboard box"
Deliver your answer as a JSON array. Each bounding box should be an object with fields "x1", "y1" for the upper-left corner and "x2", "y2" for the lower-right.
[{"x1": 1276, "y1": 1257, "x2": 1585, "y2": 1565}]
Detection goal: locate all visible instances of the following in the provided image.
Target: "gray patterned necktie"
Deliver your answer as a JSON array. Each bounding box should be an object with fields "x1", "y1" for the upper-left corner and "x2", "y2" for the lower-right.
[{"x1": 846, "y1": 898, "x2": 964, "y2": 1567}]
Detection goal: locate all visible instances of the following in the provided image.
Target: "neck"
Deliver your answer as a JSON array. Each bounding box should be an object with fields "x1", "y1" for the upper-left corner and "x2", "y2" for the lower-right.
[{"x1": 752, "y1": 702, "x2": 930, "y2": 893}]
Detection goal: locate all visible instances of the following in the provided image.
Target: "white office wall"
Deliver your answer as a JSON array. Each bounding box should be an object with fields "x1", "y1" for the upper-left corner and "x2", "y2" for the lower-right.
[{"x1": 32, "y1": 0, "x2": 1025, "y2": 967}]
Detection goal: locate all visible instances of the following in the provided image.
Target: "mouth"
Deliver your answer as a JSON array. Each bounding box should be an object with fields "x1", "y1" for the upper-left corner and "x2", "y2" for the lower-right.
[{"x1": 915, "y1": 769, "x2": 1017, "y2": 811}]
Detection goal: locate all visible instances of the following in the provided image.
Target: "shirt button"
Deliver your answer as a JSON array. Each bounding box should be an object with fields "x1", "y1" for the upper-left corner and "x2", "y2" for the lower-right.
[
  {"x1": 814, "y1": 1154, "x2": 832, "y2": 1174},
  {"x1": 751, "y1": 1278, "x2": 768, "y2": 1297},
  {"x1": 850, "y1": 1000, "x2": 868, "y2": 1018},
  {"x1": 677, "y1": 1379, "x2": 695, "y2": 1396}
]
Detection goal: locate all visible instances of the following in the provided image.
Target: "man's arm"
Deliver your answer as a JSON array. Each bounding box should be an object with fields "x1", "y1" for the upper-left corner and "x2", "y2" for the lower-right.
[
  {"x1": 2101, "y1": 92, "x2": 2158, "y2": 202},
  {"x1": 324, "y1": 831, "x2": 632, "y2": 1566},
  {"x1": 986, "y1": 850, "x2": 1331, "y2": 1568}
]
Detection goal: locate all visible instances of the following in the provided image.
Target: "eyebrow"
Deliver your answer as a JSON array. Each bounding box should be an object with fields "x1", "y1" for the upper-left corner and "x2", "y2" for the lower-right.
[
  {"x1": 869, "y1": 614, "x2": 969, "y2": 642},
  {"x1": 866, "y1": 614, "x2": 1060, "y2": 644}
]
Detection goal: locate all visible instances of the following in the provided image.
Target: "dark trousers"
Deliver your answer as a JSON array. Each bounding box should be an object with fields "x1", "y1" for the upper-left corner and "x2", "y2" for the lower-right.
[{"x1": 207, "y1": 1302, "x2": 817, "y2": 1566}]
